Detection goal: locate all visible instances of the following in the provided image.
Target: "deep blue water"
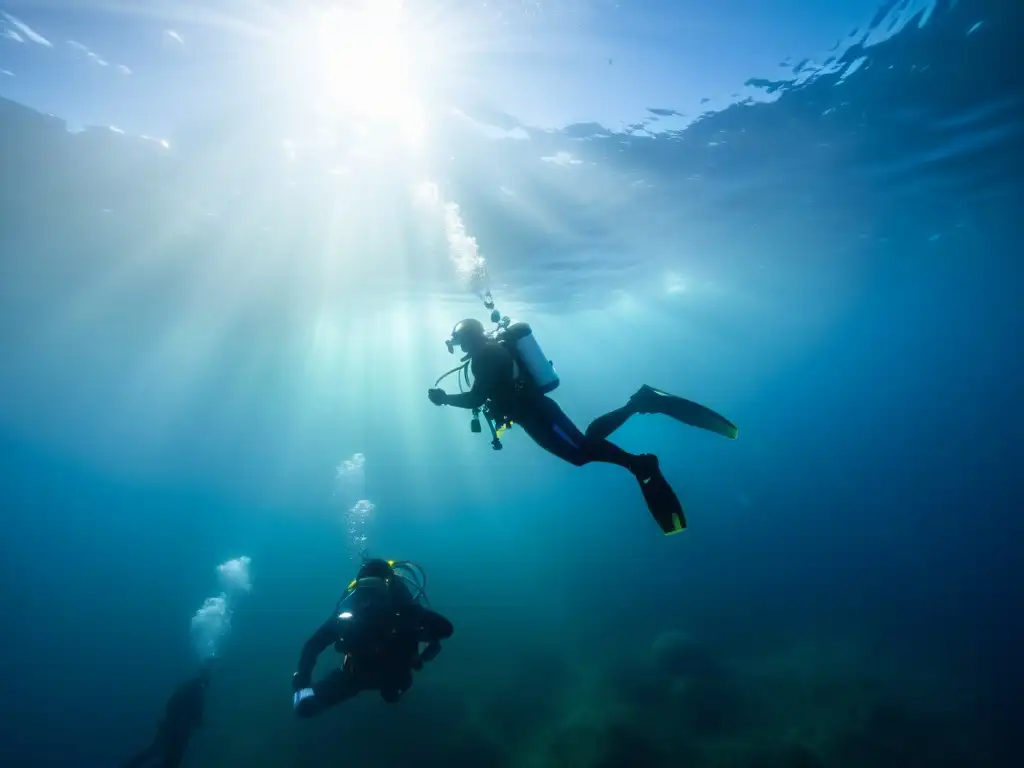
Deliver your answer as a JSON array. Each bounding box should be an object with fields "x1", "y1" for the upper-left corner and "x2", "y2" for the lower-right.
[{"x1": 1, "y1": 1, "x2": 1022, "y2": 766}]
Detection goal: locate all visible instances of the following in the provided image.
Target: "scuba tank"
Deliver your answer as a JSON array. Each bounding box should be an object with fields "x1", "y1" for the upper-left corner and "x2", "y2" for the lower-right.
[
  {"x1": 497, "y1": 322, "x2": 560, "y2": 394},
  {"x1": 335, "y1": 576, "x2": 391, "y2": 617},
  {"x1": 331, "y1": 562, "x2": 430, "y2": 658},
  {"x1": 334, "y1": 561, "x2": 430, "y2": 615}
]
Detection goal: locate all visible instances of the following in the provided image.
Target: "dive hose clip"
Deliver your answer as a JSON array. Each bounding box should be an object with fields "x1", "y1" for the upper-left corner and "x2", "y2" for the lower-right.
[{"x1": 471, "y1": 406, "x2": 503, "y2": 450}]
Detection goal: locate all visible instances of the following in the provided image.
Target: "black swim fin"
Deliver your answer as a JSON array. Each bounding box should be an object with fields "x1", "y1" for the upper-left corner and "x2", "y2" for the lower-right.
[
  {"x1": 631, "y1": 385, "x2": 738, "y2": 440},
  {"x1": 632, "y1": 455, "x2": 687, "y2": 536}
]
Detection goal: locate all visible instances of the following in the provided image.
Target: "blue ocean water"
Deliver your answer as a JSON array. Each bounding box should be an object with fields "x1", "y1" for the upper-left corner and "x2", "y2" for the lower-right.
[{"x1": 0, "y1": 0, "x2": 1021, "y2": 765}]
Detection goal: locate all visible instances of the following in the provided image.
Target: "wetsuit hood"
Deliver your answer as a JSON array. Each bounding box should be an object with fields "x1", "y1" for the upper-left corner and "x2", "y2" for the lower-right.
[
  {"x1": 447, "y1": 318, "x2": 487, "y2": 355},
  {"x1": 357, "y1": 558, "x2": 395, "y2": 582}
]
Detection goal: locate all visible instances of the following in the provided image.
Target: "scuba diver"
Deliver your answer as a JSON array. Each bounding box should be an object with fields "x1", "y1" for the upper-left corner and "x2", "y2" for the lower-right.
[
  {"x1": 427, "y1": 302, "x2": 738, "y2": 536},
  {"x1": 122, "y1": 657, "x2": 216, "y2": 768},
  {"x1": 291, "y1": 558, "x2": 453, "y2": 717}
]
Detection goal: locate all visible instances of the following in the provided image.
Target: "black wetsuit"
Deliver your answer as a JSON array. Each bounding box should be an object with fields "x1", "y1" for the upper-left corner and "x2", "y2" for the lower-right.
[
  {"x1": 123, "y1": 672, "x2": 208, "y2": 768},
  {"x1": 445, "y1": 340, "x2": 642, "y2": 471},
  {"x1": 292, "y1": 602, "x2": 453, "y2": 716}
]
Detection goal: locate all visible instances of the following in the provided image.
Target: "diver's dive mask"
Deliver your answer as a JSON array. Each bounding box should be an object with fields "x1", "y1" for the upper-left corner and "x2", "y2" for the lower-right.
[{"x1": 445, "y1": 311, "x2": 509, "y2": 354}]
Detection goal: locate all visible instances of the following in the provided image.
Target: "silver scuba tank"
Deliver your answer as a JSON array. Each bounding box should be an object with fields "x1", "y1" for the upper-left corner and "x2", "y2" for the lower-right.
[{"x1": 499, "y1": 322, "x2": 559, "y2": 394}]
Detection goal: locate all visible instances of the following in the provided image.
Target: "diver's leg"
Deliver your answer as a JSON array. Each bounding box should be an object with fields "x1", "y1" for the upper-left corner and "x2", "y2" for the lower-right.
[
  {"x1": 517, "y1": 398, "x2": 683, "y2": 532},
  {"x1": 293, "y1": 667, "x2": 361, "y2": 718},
  {"x1": 160, "y1": 736, "x2": 189, "y2": 768},
  {"x1": 519, "y1": 397, "x2": 639, "y2": 470},
  {"x1": 379, "y1": 668, "x2": 413, "y2": 703},
  {"x1": 591, "y1": 385, "x2": 739, "y2": 440},
  {"x1": 585, "y1": 402, "x2": 637, "y2": 441},
  {"x1": 514, "y1": 411, "x2": 585, "y2": 466}
]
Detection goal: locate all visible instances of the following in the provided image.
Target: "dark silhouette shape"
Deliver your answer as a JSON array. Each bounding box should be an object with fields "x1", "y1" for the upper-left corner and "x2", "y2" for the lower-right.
[
  {"x1": 123, "y1": 659, "x2": 215, "y2": 768},
  {"x1": 429, "y1": 320, "x2": 735, "y2": 534},
  {"x1": 292, "y1": 559, "x2": 454, "y2": 717}
]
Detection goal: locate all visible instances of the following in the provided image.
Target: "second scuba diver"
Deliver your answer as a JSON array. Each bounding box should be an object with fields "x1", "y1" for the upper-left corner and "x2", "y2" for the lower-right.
[
  {"x1": 427, "y1": 313, "x2": 738, "y2": 535},
  {"x1": 122, "y1": 657, "x2": 217, "y2": 768},
  {"x1": 291, "y1": 558, "x2": 454, "y2": 716}
]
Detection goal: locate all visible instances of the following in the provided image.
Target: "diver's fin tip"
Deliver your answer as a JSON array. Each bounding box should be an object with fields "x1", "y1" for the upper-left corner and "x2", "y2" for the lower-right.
[
  {"x1": 638, "y1": 469, "x2": 686, "y2": 535},
  {"x1": 663, "y1": 511, "x2": 687, "y2": 535},
  {"x1": 634, "y1": 385, "x2": 738, "y2": 440}
]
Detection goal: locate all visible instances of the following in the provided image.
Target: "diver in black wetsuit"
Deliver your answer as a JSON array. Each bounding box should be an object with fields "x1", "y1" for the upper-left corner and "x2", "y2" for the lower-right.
[
  {"x1": 123, "y1": 658, "x2": 215, "y2": 768},
  {"x1": 291, "y1": 558, "x2": 453, "y2": 716},
  {"x1": 427, "y1": 317, "x2": 738, "y2": 535}
]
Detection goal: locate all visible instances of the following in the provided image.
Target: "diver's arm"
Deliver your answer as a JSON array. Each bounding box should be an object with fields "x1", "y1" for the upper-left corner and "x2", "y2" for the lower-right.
[
  {"x1": 429, "y1": 384, "x2": 485, "y2": 409},
  {"x1": 293, "y1": 617, "x2": 340, "y2": 690},
  {"x1": 415, "y1": 608, "x2": 454, "y2": 663},
  {"x1": 443, "y1": 349, "x2": 498, "y2": 409},
  {"x1": 420, "y1": 638, "x2": 442, "y2": 663},
  {"x1": 444, "y1": 388, "x2": 487, "y2": 409}
]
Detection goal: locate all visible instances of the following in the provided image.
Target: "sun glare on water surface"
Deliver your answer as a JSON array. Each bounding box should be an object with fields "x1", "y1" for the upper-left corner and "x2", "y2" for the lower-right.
[{"x1": 284, "y1": 0, "x2": 434, "y2": 147}]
